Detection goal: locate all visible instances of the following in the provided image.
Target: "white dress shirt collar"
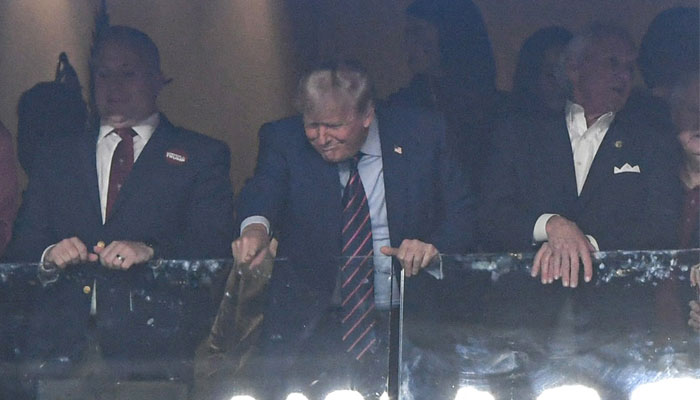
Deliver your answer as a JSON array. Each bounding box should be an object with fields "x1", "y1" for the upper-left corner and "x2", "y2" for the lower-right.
[
  {"x1": 98, "y1": 112, "x2": 160, "y2": 142},
  {"x1": 565, "y1": 101, "x2": 615, "y2": 142}
]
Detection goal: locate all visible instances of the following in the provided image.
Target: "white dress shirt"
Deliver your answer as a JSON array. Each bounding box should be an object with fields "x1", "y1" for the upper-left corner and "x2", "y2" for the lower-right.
[
  {"x1": 533, "y1": 101, "x2": 615, "y2": 248},
  {"x1": 96, "y1": 113, "x2": 159, "y2": 223}
]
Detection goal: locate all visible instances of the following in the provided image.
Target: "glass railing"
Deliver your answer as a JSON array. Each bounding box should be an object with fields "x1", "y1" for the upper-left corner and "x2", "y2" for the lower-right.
[
  {"x1": 399, "y1": 249, "x2": 700, "y2": 400},
  {"x1": 1, "y1": 249, "x2": 699, "y2": 399}
]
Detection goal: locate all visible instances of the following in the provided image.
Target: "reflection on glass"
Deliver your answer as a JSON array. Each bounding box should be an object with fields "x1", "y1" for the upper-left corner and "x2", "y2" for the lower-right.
[
  {"x1": 455, "y1": 386, "x2": 496, "y2": 400},
  {"x1": 630, "y1": 377, "x2": 700, "y2": 400},
  {"x1": 536, "y1": 385, "x2": 601, "y2": 400},
  {"x1": 324, "y1": 389, "x2": 365, "y2": 400},
  {"x1": 1, "y1": 249, "x2": 699, "y2": 399},
  {"x1": 399, "y1": 249, "x2": 700, "y2": 400},
  {"x1": 286, "y1": 393, "x2": 311, "y2": 400}
]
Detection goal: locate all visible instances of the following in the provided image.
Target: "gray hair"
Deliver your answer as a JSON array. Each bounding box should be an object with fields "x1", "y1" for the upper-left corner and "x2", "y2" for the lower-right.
[
  {"x1": 295, "y1": 60, "x2": 375, "y2": 116},
  {"x1": 555, "y1": 22, "x2": 636, "y2": 98}
]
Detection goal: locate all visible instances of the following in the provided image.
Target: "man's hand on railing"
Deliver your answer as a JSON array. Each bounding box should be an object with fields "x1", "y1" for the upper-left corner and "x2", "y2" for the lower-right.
[
  {"x1": 45, "y1": 237, "x2": 98, "y2": 268},
  {"x1": 232, "y1": 223, "x2": 270, "y2": 269},
  {"x1": 531, "y1": 216, "x2": 595, "y2": 288},
  {"x1": 381, "y1": 239, "x2": 439, "y2": 277},
  {"x1": 92, "y1": 240, "x2": 154, "y2": 270}
]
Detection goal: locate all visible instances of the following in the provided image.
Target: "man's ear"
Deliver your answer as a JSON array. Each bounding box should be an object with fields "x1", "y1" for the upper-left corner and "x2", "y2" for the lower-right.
[
  {"x1": 362, "y1": 104, "x2": 375, "y2": 128},
  {"x1": 152, "y1": 71, "x2": 171, "y2": 94}
]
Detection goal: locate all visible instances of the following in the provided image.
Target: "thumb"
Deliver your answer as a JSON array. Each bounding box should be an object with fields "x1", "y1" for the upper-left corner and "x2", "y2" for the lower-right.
[{"x1": 380, "y1": 246, "x2": 397, "y2": 256}]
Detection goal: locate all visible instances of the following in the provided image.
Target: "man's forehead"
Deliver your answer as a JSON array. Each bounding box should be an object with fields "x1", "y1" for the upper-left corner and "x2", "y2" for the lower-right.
[
  {"x1": 95, "y1": 42, "x2": 152, "y2": 70},
  {"x1": 303, "y1": 99, "x2": 357, "y2": 124}
]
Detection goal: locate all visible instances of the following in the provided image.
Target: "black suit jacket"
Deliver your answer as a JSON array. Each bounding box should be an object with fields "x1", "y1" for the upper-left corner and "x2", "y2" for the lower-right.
[
  {"x1": 479, "y1": 110, "x2": 681, "y2": 252},
  {"x1": 5, "y1": 115, "x2": 234, "y2": 366},
  {"x1": 236, "y1": 106, "x2": 474, "y2": 354}
]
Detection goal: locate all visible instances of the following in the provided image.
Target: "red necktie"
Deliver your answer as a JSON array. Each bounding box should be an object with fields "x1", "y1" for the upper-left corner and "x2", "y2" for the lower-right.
[
  {"x1": 105, "y1": 128, "x2": 136, "y2": 220},
  {"x1": 340, "y1": 154, "x2": 377, "y2": 360}
]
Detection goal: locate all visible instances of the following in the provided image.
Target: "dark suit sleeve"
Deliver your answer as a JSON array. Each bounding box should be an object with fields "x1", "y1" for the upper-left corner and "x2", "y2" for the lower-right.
[
  {"x1": 167, "y1": 139, "x2": 235, "y2": 259},
  {"x1": 429, "y1": 115, "x2": 476, "y2": 254},
  {"x1": 478, "y1": 119, "x2": 543, "y2": 252},
  {"x1": 235, "y1": 122, "x2": 290, "y2": 231},
  {"x1": 0, "y1": 126, "x2": 18, "y2": 257}
]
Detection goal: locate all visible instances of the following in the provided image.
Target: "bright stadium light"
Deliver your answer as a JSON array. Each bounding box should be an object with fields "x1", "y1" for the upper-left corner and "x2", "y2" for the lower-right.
[
  {"x1": 229, "y1": 396, "x2": 256, "y2": 400},
  {"x1": 324, "y1": 390, "x2": 365, "y2": 400},
  {"x1": 455, "y1": 386, "x2": 496, "y2": 400},
  {"x1": 537, "y1": 384, "x2": 601, "y2": 400},
  {"x1": 630, "y1": 377, "x2": 700, "y2": 400},
  {"x1": 286, "y1": 393, "x2": 310, "y2": 400}
]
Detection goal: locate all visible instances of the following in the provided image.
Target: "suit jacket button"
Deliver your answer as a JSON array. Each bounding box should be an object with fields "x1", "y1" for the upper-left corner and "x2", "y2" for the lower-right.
[{"x1": 83, "y1": 285, "x2": 91, "y2": 294}]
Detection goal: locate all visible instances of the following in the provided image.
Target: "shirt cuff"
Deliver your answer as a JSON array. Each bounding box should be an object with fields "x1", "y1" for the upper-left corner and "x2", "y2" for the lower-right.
[
  {"x1": 40, "y1": 244, "x2": 56, "y2": 265},
  {"x1": 240, "y1": 216, "x2": 270, "y2": 236},
  {"x1": 423, "y1": 253, "x2": 444, "y2": 280},
  {"x1": 585, "y1": 235, "x2": 600, "y2": 251},
  {"x1": 533, "y1": 213, "x2": 558, "y2": 242}
]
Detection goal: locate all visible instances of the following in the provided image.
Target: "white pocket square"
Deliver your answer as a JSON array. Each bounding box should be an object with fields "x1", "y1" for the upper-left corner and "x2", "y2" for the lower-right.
[{"x1": 613, "y1": 163, "x2": 640, "y2": 174}]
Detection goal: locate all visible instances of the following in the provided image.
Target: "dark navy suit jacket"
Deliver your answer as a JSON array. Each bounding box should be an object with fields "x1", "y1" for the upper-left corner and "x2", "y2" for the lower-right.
[
  {"x1": 478, "y1": 110, "x2": 681, "y2": 252},
  {"x1": 5, "y1": 115, "x2": 234, "y2": 367},
  {"x1": 236, "y1": 106, "x2": 474, "y2": 361}
]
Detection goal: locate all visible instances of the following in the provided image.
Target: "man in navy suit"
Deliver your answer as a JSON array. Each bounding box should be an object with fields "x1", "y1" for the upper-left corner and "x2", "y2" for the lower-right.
[
  {"x1": 232, "y1": 60, "x2": 474, "y2": 395},
  {"x1": 479, "y1": 23, "x2": 680, "y2": 288},
  {"x1": 6, "y1": 26, "x2": 234, "y2": 382}
]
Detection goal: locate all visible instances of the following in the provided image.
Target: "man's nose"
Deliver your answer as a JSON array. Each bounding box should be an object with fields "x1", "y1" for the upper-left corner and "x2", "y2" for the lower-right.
[{"x1": 316, "y1": 126, "x2": 329, "y2": 144}]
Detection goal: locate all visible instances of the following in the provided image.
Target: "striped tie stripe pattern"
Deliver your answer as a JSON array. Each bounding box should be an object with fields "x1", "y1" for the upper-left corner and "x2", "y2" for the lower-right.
[{"x1": 340, "y1": 154, "x2": 377, "y2": 360}]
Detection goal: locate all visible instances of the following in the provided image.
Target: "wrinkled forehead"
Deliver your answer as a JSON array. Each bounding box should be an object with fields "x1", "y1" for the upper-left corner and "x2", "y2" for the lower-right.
[{"x1": 303, "y1": 90, "x2": 360, "y2": 122}]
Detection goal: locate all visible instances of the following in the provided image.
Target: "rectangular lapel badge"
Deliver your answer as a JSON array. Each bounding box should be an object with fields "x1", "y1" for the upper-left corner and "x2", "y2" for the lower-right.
[{"x1": 165, "y1": 150, "x2": 187, "y2": 165}]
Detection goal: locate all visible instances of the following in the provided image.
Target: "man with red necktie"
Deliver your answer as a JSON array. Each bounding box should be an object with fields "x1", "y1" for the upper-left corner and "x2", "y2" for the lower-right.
[
  {"x1": 233, "y1": 60, "x2": 474, "y2": 396},
  {"x1": 6, "y1": 25, "x2": 234, "y2": 383}
]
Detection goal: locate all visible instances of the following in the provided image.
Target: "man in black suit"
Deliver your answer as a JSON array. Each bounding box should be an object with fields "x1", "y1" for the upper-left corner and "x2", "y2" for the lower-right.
[
  {"x1": 479, "y1": 23, "x2": 680, "y2": 288},
  {"x1": 232, "y1": 60, "x2": 474, "y2": 396},
  {"x1": 6, "y1": 25, "x2": 234, "y2": 382}
]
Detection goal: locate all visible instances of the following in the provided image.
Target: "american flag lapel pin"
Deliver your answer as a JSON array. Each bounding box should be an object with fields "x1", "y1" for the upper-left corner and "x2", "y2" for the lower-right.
[{"x1": 393, "y1": 145, "x2": 403, "y2": 155}]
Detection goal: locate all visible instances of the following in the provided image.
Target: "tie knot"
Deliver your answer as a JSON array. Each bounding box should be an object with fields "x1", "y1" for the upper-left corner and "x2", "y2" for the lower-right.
[
  {"x1": 349, "y1": 153, "x2": 363, "y2": 170},
  {"x1": 113, "y1": 128, "x2": 137, "y2": 141}
]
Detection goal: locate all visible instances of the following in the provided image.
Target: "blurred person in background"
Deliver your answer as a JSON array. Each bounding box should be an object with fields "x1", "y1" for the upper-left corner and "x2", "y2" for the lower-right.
[
  {"x1": 509, "y1": 26, "x2": 572, "y2": 120},
  {"x1": 387, "y1": 0, "x2": 503, "y2": 196},
  {"x1": 673, "y1": 72, "x2": 700, "y2": 332},
  {"x1": 626, "y1": 6, "x2": 699, "y2": 134},
  {"x1": 16, "y1": 53, "x2": 87, "y2": 179}
]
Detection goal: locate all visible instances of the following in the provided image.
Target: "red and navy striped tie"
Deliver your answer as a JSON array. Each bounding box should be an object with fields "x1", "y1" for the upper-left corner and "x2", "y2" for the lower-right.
[{"x1": 340, "y1": 154, "x2": 377, "y2": 361}]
